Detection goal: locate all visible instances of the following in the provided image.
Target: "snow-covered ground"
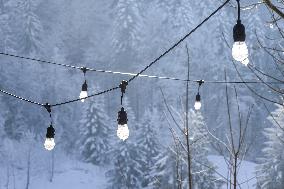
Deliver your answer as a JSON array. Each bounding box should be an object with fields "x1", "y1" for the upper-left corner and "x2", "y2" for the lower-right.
[
  {"x1": 0, "y1": 159, "x2": 108, "y2": 189},
  {"x1": 0, "y1": 155, "x2": 256, "y2": 189},
  {"x1": 208, "y1": 155, "x2": 257, "y2": 189},
  {"x1": 29, "y1": 162, "x2": 107, "y2": 189}
]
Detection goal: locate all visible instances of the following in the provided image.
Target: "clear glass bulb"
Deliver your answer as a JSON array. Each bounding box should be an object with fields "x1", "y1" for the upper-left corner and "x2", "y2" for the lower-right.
[
  {"x1": 194, "y1": 101, "x2": 201, "y2": 110},
  {"x1": 117, "y1": 124, "x2": 129, "y2": 141},
  {"x1": 232, "y1": 42, "x2": 249, "y2": 65},
  {"x1": 44, "y1": 138, "x2": 55, "y2": 151},
  {"x1": 79, "y1": 91, "x2": 88, "y2": 102}
]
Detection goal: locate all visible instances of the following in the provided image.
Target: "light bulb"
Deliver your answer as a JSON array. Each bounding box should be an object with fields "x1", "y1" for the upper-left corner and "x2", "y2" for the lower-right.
[
  {"x1": 45, "y1": 124, "x2": 55, "y2": 151},
  {"x1": 79, "y1": 91, "x2": 88, "y2": 102},
  {"x1": 117, "y1": 124, "x2": 129, "y2": 141},
  {"x1": 117, "y1": 107, "x2": 128, "y2": 141},
  {"x1": 80, "y1": 80, "x2": 88, "y2": 102},
  {"x1": 194, "y1": 93, "x2": 201, "y2": 110},
  {"x1": 232, "y1": 42, "x2": 249, "y2": 65},
  {"x1": 44, "y1": 138, "x2": 55, "y2": 151},
  {"x1": 194, "y1": 101, "x2": 201, "y2": 110}
]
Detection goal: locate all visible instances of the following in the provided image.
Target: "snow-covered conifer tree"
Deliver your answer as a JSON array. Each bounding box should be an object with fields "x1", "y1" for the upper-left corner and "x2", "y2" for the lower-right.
[
  {"x1": 149, "y1": 148, "x2": 178, "y2": 189},
  {"x1": 79, "y1": 88, "x2": 111, "y2": 165},
  {"x1": 136, "y1": 107, "x2": 161, "y2": 187},
  {"x1": 256, "y1": 104, "x2": 284, "y2": 188},
  {"x1": 16, "y1": 0, "x2": 43, "y2": 55},
  {"x1": 106, "y1": 141, "x2": 143, "y2": 189},
  {"x1": 111, "y1": 0, "x2": 142, "y2": 71},
  {"x1": 187, "y1": 110, "x2": 222, "y2": 188}
]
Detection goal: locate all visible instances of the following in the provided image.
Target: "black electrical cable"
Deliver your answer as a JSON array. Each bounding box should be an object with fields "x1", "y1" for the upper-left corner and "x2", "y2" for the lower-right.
[
  {"x1": 127, "y1": 0, "x2": 231, "y2": 83},
  {"x1": 0, "y1": 77, "x2": 282, "y2": 109},
  {"x1": 50, "y1": 86, "x2": 120, "y2": 107},
  {"x1": 0, "y1": 88, "x2": 44, "y2": 106},
  {"x1": 236, "y1": 0, "x2": 241, "y2": 21},
  {"x1": 0, "y1": 0, "x2": 231, "y2": 85},
  {"x1": 2, "y1": 51, "x2": 284, "y2": 84},
  {"x1": 0, "y1": 0, "x2": 240, "y2": 108},
  {"x1": 0, "y1": 52, "x2": 82, "y2": 70}
]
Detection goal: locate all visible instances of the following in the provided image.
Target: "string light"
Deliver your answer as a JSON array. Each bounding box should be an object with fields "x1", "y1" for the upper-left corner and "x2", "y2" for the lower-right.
[
  {"x1": 79, "y1": 67, "x2": 88, "y2": 102},
  {"x1": 194, "y1": 80, "x2": 204, "y2": 110},
  {"x1": 232, "y1": 0, "x2": 249, "y2": 66},
  {"x1": 117, "y1": 80, "x2": 129, "y2": 141},
  {"x1": 44, "y1": 103, "x2": 55, "y2": 151},
  {"x1": 117, "y1": 107, "x2": 129, "y2": 141},
  {"x1": 44, "y1": 125, "x2": 55, "y2": 151},
  {"x1": 0, "y1": 0, "x2": 277, "y2": 148}
]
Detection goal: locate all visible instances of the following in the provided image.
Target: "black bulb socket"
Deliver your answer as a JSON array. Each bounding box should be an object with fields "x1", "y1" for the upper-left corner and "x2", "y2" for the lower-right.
[
  {"x1": 82, "y1": 81, "x2": 88, "y2": 92},
  {"x1": 46, "y1": 125, "x2": 55, "y2": 138},
  {"x1": 119, "y1": 80, "x2": 128, "y2": 94},
  {"x1": 196, "y1": 93, "x2": 201, "y2": 102},
  {"x1": 118, "y1": 107, "x2": 128, "y2": 125},
  {"x1": 233, "y1": 20, "x2": 246, "y2": 42}
]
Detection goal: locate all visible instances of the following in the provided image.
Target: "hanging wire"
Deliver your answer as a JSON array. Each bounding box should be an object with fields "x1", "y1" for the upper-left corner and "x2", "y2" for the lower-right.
[
  {"x1": 50, "y1": 86, "x2": 120, "y2": 107},
  {"x1": 0, "y1": 88, "x2": 44, "y2": 106},
  {"x1": 119, "y1": 80, "x2": 128, "y2": 105},
  {"x1": 44, "y1": 103, "x2": 53, "y2": 124},
  {"x1": 0, "y1": 0, "x2": 231, "y2": 85},
  {"x1": 236, "y1": 0, "x2": 241, "y2": 21},
  {"x1": 2, "y1": 50, "x2": 284, "y2": 84},
  {"x1": 127, "y1": 0, "x2": 231, "y2": 83},
  {"x1": 0, "y1": 0, "x2": 260, "y2": 109}
]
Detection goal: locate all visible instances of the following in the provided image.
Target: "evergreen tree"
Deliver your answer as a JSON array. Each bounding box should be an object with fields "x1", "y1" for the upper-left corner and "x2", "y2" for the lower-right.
[
  {"x1": 151, "y1": 108, "x2": 222, "y2": 189},
  {"x1": 106, "y1": 141, "x2": 143, "y2": 189},
  {"x1": 149, "y1": 148, "x2": 178, "y2": 189},
  {"x1": 111, "y1": 0, "x2": 142, "y2": 71},
  {"x1": 175, "y1": 109, "x2": 222, "y2": 189},
  {"x1": 79, "y1": 88, "x2": 111, "y2": 165},
  {"x1": 256, "y1": 104, "x2": 284, "y2": 189},
  {"x1": 17, "y1": 0, "x2": 43, "y2": 55},
  {"x1": 186, "y1": 110, "x2": 222, "y2": 189},
  {"x1": 3, "y1": 107, "x2": 26, "y2": 140},
  {"x1": 137, "y1": 107, "x2": 161, "y2": 187}
]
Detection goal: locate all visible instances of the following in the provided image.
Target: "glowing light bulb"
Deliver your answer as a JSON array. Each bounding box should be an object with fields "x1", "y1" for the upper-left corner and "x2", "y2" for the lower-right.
[
  {"x1": 232, "y1": 42, "x2": 249, "y2": 65},
  {"x1": 79, "y1": 91, "x2": 88, "y2": 102},
  {"x1": 194, "y1": 101, "x2": 201, "y2": 110},
  {"x1": 44, "y1": 138, "x2": 55, "y2": 151},
  {"x1": 194, "y1": 93, "x2": 201, "y2": 110},
  {"x1": 80, "y1": 81, "x2": 88, "y2": 102},
  {"x1": 117, "y1": 124, "x2": 129, "y2": 141},
  {"x1": 117, "y1": 107, "x2": 129, "y2": 141},
  {"x1": 44, "y1": 125, "x2": 55, "y2": 151}
]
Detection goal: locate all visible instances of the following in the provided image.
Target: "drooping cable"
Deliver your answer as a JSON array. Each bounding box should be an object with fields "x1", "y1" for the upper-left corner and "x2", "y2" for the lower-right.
[
  {"x1": 128, "y1": 0, "x2": 231, "y2": 83},
  {"x1": 2, "y1": 50, "x2": 284, "y2": 84},
  {"x1": 0, "y1": 88, "x2": 44, "y2": 106},
  {"x1": 0, "y1": 0, "x2": 255, "y2": 109},
  {"x1": 0, "y1": 0, "x2": 230, "y2": 86}
]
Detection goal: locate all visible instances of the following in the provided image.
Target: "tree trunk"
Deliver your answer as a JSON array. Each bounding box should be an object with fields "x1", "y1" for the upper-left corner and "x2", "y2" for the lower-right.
[
  {"x1": 25, "y1": 150, "x2": 31, "y2": 189},
  {"x1": 233, "y1": 156, "x2": 237, "y2": 189},
  {"x1": 185, "y1": 45, "x2": 193, "y2": 189},
  {"x1": 5, "y1": 166, "x2": 9, "y2": 189}
]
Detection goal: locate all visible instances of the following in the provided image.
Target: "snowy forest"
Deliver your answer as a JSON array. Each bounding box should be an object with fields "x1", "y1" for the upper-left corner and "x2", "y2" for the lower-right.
[{"x1": 0, "y1": 0, "x2": 283, "y2": 188}]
